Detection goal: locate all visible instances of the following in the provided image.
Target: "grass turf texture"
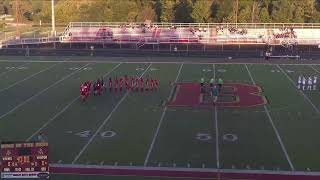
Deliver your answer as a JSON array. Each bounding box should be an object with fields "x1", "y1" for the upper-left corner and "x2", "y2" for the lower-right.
[{"x1": 0, "y1": 58, "x2": 320, "y2": 179}]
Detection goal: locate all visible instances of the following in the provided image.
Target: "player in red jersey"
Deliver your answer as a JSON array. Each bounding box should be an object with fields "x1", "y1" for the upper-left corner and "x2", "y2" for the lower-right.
[
  {"x1": 115, "y1": 77, "x2": 119, "y2": 92},
  {"x1": 145, "y1": 78, "x2": 149, "y2": 91},
  {"x1": 135, "y1": 76, "x2": 139, "y2": 91},
  {"x1": 119, "y1": 77, "x2": 123, "y2": 92},
  {"x1": 140, "y1": 77, "x2": 144, "y2": 92},
  {"x1": 131, "y1": 77, "x2": 135, "y2": 91},
  {"x1": 154, "y1": 79, "x2": 159, "y2": 91},
  {"x1": 80, "y1": 83, "x2": 88, "y2": 101},
  {"x1": 125, "y1": 75, "x2": 129, "y2": 90},
  {"x1": 109, "y1": 77, "x2": 113, "y2": 92},
  {"x1": 150, "y1": 78, "x2": 154, "y2": 91}
]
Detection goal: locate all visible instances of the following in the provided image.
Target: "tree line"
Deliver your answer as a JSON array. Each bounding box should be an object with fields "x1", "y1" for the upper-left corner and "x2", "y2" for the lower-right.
[{"x1": 1, "y1": 0, "x2": 320, "y2": 25}]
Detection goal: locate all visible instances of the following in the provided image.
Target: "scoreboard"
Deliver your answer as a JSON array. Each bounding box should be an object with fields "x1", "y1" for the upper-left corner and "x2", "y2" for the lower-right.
[{"x1": 0, "y1": 142, "x2": 49, "y2": 179}]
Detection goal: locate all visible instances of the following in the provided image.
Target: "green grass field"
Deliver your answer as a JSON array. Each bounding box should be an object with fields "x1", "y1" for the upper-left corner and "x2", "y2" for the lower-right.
[{"x1": 0, "y1": 57, "x2": 320, "y2": 179}]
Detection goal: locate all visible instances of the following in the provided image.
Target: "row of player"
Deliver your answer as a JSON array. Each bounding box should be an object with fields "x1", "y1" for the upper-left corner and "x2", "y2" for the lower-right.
[
  {"x1": 297, "y1": 75, "x2": 317, "y2": 91},
  {"x1": 80, "y1": 76, "x2": 160, "y2": 101}
]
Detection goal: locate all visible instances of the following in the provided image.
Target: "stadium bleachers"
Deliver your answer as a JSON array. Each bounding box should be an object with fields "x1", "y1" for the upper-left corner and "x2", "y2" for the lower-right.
[{"x1": 59, "y1": 22, "x2": 320, "y2": 45}]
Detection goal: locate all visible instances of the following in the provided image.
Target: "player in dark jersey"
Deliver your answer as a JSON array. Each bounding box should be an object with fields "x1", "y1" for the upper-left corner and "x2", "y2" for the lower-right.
[
  {"x1": 93, "y1": 81, "x2": 97, "y2": 96},
  {"x1": 135, "y1": 77, "x2": 139, "y2": 91},
  {"x1": 96, "y1": 78, "x2": 102, "y2": 96},
  {"x1": 109, "y1": 77, "x2": 112, "y2": 92}
]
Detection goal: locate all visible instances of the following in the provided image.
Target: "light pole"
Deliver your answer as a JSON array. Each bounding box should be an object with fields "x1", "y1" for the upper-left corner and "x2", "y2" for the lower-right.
[{"x1": 51, "y1": 0, "x2": 56, "y2": 36}]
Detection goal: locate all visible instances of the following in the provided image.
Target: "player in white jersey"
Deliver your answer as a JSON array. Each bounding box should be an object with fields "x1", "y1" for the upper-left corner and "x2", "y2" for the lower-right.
[
  {"x1": 297, "y1": 75, "x2": 302, "y2": 89},
  {"x1": 307, "y1": 76, "x2": 313, "y2": 91},
  {"x1": 313, "y1": 76, "x2": 318, "y2": 90},
  {"x1": 302, "y1": 76, "x2": 306, "y2": 90}
]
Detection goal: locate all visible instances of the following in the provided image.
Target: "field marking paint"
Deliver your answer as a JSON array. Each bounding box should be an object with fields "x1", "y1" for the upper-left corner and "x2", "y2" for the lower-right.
[
  {"x1": 144, "y1": 63, "x2": 184, "y2": 166},
  {"x1": 26, "y1": 63, "x2": 122, "y2": 141},
  {"x1": 3, "y1": 59, "x2": 320, "y2": 66},
  {"x1": 245, "y1": 64, "x2": 294, "y2": 171},
  {"x1": 277, "y1": 65, "x2": 320, "y2": 114},
  {"x1": 213, "y1": 64, "x2": 220, "y2": 169},
  {"x1": 72, "y1": 64, "x2": 152, "y2": 164},
  {"x1": 310, "y1": 65, "x2": 320, "y2": 74},
  {"x1": 0, "y1": 62, "x2": 30, "y2": 77},
  {"x1": 0, "y1": 63, "x2": 90, "y2": 121},
  {"x1": 0, "y1": 63, "x2": 60, "y2": 94}
]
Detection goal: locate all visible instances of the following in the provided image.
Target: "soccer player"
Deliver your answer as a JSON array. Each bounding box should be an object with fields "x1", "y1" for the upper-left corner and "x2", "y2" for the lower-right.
[
  {"x1": 297, "y1": 75, "x2": 302, "y2": 90},
  {"x1": 80, "y1": 83, "x2": 87, "y2": 101},
  {"x1": 101, "y1": 77, "x2": 106, "y2": 93},
  {"x1": 135, "y1": 76, "x2": 139, "y2": 91},
  {"x1": 200, "y1": 77, "x2": 205, "y2": 93},
  {"x1": 109, "y1": 77, "x2": 113, "y2": 92},
  {"x1": 140, "y1": 77, "x2": 144, "y2": 92},
  {"x1": 155, "y1": 79, "x2": 159, "y2": 91},
  {"x1": 115, "y1": 77, "x2": 119, "y2": 92},
  {"x1": 218, "y1": 78, "x2": 223, "y2": 92},
  {"x1": 145, "y1": 78, "x2": 149, "y2": 91},
  {"x1": 131, "y1": 77, "x2": 135, "y2": 91},
  {"x1": 93, "y1": 81, "x2": 97, "y2": 96},
  {"x1": 313, "y1": 76, "x2": 317, "y2": 90},
  {"x1": 119, "y1": 77, "x2": 123, "y2": 92},
  {"x1": 302, "y1": 76, "x2": 306, "y2": 90},
  {"x1": 125, "y1": 75, "x2": 129, "y2": 90},
  {"x1": 150, "y1": 78, "x2": 154, "y2": 91},
  {"x1": 210, "y1": 78, "x2": 215, "y2": 88},
  {"x1": 212, "y1": 85, "x2": 219, "y2": 104},
  {"x1": 96, "y1": 78, "x2": 102, "y2": 96},
  {"x1": 307, "y1": 76, "x2": 312, "y2": 91}
]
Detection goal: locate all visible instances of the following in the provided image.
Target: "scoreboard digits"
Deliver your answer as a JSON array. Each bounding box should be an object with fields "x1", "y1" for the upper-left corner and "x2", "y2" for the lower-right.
[{"x1": 1, "y1": 142, "x2": 49, "y2": 178}]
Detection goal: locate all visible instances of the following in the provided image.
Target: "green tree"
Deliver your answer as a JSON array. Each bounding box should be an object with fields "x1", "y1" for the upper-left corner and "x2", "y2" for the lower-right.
[
  {"x1": 258, "y1": 7, "x2": 270, "y2": 22},
  {"x1": 191, "y1": 0, "x2": 213, "y2": 23},
  {"x1": 159, "y1": 0, "x2": 176, "y2": 22},
  {"x1": 175, "y1": 0, "x2": 193, "y2": 22}
]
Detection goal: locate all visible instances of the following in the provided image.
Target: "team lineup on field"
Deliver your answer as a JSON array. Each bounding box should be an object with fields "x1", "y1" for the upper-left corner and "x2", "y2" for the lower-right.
[{"x1": 1, "y1": 57, "x2": 320, "y2": 179}]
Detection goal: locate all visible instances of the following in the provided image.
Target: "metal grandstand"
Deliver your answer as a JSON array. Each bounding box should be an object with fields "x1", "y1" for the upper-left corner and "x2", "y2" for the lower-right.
[{"x1": 1, "y1": 22, "x2": 320, "y2": 47}]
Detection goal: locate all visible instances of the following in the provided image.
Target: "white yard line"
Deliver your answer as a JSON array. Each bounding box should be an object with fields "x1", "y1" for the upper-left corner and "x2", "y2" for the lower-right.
[
  {"x1": 72, "y1": 64, "x2": 152, "y2": 164},
  {"x1": 213, "y1": 64, "x2": 220, "y2": 169},
  {"x1": 144, "y1": 63, "x2": 184, "y2": 166},
  {"x1": 0, "y1": 62, "x2": 30, "y2": 77},
  {"x1": 26, "y1": 63, "x2": 122, "y2": 141},
  {"x1": 0, "y1": 63, "x2": 91, "y2": 121},
  {"x1": 245, "y1": 64, "x2": 294, "y2": 171},
  {"x1": 1, "y1": 59, "x2": 320, "y2": 66},
  {"x1": 0, "y1": 63, "x2": 60, "y2": 94},
  {"x1": 277, "y1": 64, "x2": 320, "y2": 114}
]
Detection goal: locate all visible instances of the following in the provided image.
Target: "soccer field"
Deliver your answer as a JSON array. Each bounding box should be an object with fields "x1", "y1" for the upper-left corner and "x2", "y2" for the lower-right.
[{"x1": 1, "y1": 57, "x2": 320, "y2": 179}]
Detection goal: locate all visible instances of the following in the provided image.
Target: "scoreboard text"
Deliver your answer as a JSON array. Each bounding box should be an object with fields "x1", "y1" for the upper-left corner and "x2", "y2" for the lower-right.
[{"x1": 1, "y1": 142, "x2": 49, "y2": 178}]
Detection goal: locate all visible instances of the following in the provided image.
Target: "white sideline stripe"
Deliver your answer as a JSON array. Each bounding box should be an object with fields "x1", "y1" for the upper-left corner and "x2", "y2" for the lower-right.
[
  {"x1": 144, "y1": 63, "x2": 184, "y2": 166},
  {"x1": 277, "y1": 64, "x2": 320, "y2": 114},
  {"x1": 72, "y1": 64, "x2": 152, "y2": 164},
  {"x1": 1, "y1": 59, "x2": 320, "y2": 66},
  {"x1": 213, "y1": 64, "x2": 220, "y2": 169},
  {"x1": 0, "y1": 63, "x2": 60, "y2": 94},
  {"x1": 0, "y1": 63, "x2": 90, "y2": 121},
  {"x1": 0, "y1": 62, "x2": 30, "y2": 77},
  {"x1": 50, "y1": 163, "x2": 320, "y2": 176},
  {"x1": 26, "y1": 63, "x2": 122, "y2": 141},
  {"x1": 245, "y1": 64, "x2": 294, "y2": 171}
]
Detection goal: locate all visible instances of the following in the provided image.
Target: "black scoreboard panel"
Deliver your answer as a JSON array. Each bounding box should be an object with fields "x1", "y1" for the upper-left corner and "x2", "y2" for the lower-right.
[{"x1": 0, "y1": 142, "x2": 49, "y2": 179}]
